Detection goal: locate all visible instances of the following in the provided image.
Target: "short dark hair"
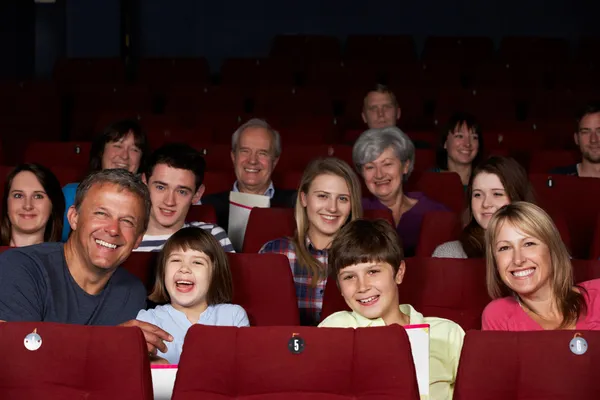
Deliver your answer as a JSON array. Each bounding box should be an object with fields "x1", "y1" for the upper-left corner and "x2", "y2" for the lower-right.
[
  {"x1": 144, "y1": 143, "x2": 206, "y2": 191},
  {"x1": 149, "y1": 227, "x2": 233, "y2": 305},
  {"x1": 576, "y1": 101, "x2": 600, "y2": 129},
  {"x1": 329, "y1": 219, "x2": 403, "y2": 278},
  {"x1": 435, "y1": 111, "x2": 485, "y2": 170},
  {"x1": 363, "y1": 84, "x2": 398, "y2": 109},
  {"x1": 1, "y1": 163, "x2": 65, "y2": 245},
  {"x1": 88, "y1": 119, "x2": 149, "y2": 173},
  {"x1": 74, "y1": 169, "x2": 151, "y2": 234}
]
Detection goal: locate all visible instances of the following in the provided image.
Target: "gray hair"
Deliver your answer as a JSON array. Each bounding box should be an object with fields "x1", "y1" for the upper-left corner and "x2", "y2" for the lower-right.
[
  {"x1": 74, "y1": 169, "x2": 151, "y2": 234},
  {"x1": 352, "y1": 126, "x2": 416, "y2": 179},
  {"x1": 231, "y1": 118, "x2": 282, "y2": 159}
]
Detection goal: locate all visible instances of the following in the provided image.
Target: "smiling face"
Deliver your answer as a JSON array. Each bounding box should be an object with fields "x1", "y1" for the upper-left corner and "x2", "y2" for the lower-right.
[
  {"x1": 444, "y1": 122, "x2": 479, "y2": 167},
  {"x1": 7, "y1": 171, "x2": 52, "y2": 241},
  {"x1": 101, "y1": 132, "x2": 142, "y2": 173},
  {"x1": 493, "y1": 221, "x2": 553, "y2": 299},
  {"x1": 300, "y1": 173, "x2": 352, "y2": 248},
  {"x1": 362, "y1": 92, "x2": 400, "y2": 129},
  {"x1": 338, "y1": 261, "x2": 405, "y2": 323},
  {"x1": 144, "y1": 164, "x2": 203, "y2": 235},
  {"x1": 67, "y1": 183, "x2": 145, "y2": 272},
  {"x1": 362, "y1": 147, "x2": 409, "y2": 203},
  {"x1": 471, "y1": 172, "x2": 511, "y2": 229},
  {"x1": 164, "y1": 247, "x2": 212, "y2": 318},
  {"x1": 575, "y1": 112, "x2": 600, "y2": 164},
  {"x1": 231, "y1": 127, "x2": 279, "y2": 195}
]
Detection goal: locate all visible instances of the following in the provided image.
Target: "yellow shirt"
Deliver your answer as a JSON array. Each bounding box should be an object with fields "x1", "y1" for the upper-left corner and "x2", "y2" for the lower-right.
[{"x1": 319, "y1": 304, "x2": 464, "y2": 400}]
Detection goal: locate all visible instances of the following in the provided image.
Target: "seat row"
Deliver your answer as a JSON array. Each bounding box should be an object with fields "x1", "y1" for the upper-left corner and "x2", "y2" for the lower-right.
[{"x1": 2, "y1": 321, "x2": 599, "y2": 399}]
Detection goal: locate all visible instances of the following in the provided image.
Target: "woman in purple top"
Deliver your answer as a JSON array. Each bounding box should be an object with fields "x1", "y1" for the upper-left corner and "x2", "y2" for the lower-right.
[
  {"x1": 352, "y1": 126, "x2": 448, "y2": 256},
  {"x1": 482, "y1": 202, "x2": 600, "y2": 331}
]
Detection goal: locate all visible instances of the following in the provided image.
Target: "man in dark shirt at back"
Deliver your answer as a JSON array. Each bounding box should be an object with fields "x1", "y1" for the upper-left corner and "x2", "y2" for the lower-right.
[
  {"x1": 0, "y1": 169, "x2": 172, "y2": 354},
  {"x1": 551, "y1": 102, "x2": 600, "y2": 178}
]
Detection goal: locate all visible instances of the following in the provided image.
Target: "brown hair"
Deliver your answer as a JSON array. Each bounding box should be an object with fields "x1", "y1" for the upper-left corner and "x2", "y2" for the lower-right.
[
  {"x1": 461, "y1": 156, "x2": 536, "y2": 258},
  {"x1": 485, "y1": 202, "x2": 587, "y2": 329},
  {"x1": 1, "y1": 163, "x2": 65, "y2": 245},
  {"x1": 149, "y1": 227, "x2": 233, "y2": 305},
  {"x1": 293, "y1": 157, "x2": 363, "y2": 287},
  {"x1": 329, "y1": 219, "x2": 403, "y2": 278},
  {"x1": 363, "y1": 84, "x2": 398, "y2": 109}
]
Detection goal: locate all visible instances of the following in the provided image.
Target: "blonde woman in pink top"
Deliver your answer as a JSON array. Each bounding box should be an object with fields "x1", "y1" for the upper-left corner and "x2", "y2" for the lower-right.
[{"x1": 482, "y1": 202, "x2": 600, "y2": 331}]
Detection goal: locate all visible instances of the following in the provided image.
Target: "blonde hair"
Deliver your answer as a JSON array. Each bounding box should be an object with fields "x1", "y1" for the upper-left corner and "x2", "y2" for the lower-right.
[
  {"x1": 485, "y1": 202, "x2": 586, "y2": 328},
  {"x1": 293, "y1": 158, "x2": 363, "y2": 287}
]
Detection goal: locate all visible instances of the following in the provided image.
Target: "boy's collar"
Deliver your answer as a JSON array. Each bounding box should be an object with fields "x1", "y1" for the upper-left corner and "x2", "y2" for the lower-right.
[{"x1": 350, "y1": 304, "x2": 422, "y2": 327}]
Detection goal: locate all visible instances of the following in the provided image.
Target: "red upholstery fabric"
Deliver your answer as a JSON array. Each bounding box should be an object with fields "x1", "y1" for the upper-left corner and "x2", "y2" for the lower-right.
[
  {"x1": 227, "y1": 253, "x2": 300, "y2": 326},
  {"x1": 242, "y1": 207, "x2": 296, "y2": 253},
  {"x1": 416, "y1": 172, "x2": 465, "y2": 214},
  {"x1": 454, "y1": 330, "x2": 600, "y2": 400},
  {"x1": 321, "y1": 257, "x2": 489, "y2": 331},
  {"x1": 202, "y1": 170, "x2": 236, "y2": 195},
  {"x1": 528, "y1": 150, "x2": 579, "y2": 173},
  {"x1": 173, "y1": 324, "x2": 420, "y2": 400},
  {"x1": 572, "y1": 259, "x2": 600, "y2": 283},
  {"x1": 185, "y1": 204, "x2": 217, "y2": 225},
  {"x1": 23, "y1": 141, "x2": 92, "y2": 169},
  {"x1": 120, "y1": 251, "x2": 159, "y2": 292},
  {"x1": 0, "y1": 322, "x2": 152, "y2": 400},
  {"x1": 530, "y1": 174, "x2": 600, "y2": 259},
  {"x1": 589, "y1": 215, "x2": 600, "y2": 259},
  {"x1": 415, "y1": 211, "x2": 461, "y2": 257}
]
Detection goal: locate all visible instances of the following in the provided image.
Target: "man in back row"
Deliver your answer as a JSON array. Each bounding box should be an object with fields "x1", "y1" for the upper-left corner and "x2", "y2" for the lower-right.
[
  {"x1": 136, "y1": 143, "x2": 234, "y2": 252},
  {"x1": 0, "y1": 169, "x2": 172, "y2": 354},
  {"x1": 551, "y1": 102, "x2": 600, "y2": 178},
  {"x1": 202, "y1": 118, "x2": 296, "y2": 232}
]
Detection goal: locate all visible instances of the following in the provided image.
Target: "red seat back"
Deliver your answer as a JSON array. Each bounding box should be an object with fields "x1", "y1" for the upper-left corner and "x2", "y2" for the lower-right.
[
  {"x1": 454, "y1": 330, "x2": 600, "y2": 400},
  {"x1": 243, "y1": 208, "x2": 296, "y2": 253},
  {"x1": 228, "y1": 253, "x2": 300, "y2": 326},
  {"x1": 174, "y1": 324, "x2": 420, "y2": 400},
  {"x1": 572, "y1": 259, "x2": 600, "y2": 283},
  {"x1": 120, "y1": 251, "x2": 159, "y2": 292},
  {"x1": 185, "y1": 204, "x2": 217, "y2": 225},
  {"x1": 0, "y1": 322, "x2": 152, "y2": 399},
  {"x1": 416, "y1": 171, "x2": 465, "y2": 214},
  {"x1": 23, "y1": 142, "x2": 92, "y2": 169},
  {"x1": 416, "y1": 211, "x2": 462, "y2": 257}
]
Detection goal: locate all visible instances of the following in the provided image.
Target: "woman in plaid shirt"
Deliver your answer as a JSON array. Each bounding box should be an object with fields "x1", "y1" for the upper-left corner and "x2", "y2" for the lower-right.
[{"x1": 260, "y1": 158, "x2": 363, "y2": 325}]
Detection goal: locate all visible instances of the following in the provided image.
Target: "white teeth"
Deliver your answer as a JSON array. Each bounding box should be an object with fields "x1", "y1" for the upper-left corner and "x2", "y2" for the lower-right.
[
  {"x1": 359, "y1": 296, "x2": 378, "y2": 304},
  {"x1": 322, "y1": 215, "x2": 337, "y2": 220},
  {"x1": 512, "y1": 268, "x2": 535, "y2": 277},
  {"x1": 95, "y1": 239, "x2": 117, "y2": 249},
  {"x1": 176, "y1": 280, "x2": 193, "y2": 285},
  {"x1": 244, "y1": 168, "x2": 259, "y2": 173}
]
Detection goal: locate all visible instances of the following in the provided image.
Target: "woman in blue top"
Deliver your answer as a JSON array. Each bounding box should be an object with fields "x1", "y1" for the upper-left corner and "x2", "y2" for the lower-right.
[
  {"x1": 432, "y1": 112, "x2": 484, "y2": 190},
  {"x1": 61, "y1": 119, "x2": 149, "y2": 240},
  {"x1": 136, "y1": 227, "x2": 249, "y2": 365}
]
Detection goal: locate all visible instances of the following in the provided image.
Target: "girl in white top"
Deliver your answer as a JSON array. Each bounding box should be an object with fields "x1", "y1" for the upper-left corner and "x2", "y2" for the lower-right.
[
  {"x1": 137, "y1": 227, "x2": 249, "y2": 364},
  {"x1": 432, "y1": 156, "x2": 535, "y2": 258}
]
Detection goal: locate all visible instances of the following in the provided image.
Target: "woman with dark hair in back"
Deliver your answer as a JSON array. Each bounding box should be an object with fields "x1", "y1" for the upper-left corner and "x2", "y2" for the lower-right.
[
  {"x1": 432, "y1": 112, "x2": 485, "y2": 188},
  {"x1": 61, "y1": 119, "x2": 149, "y2": 241},
  {"x1": 432, "y1": 156, "x2": 535, "y2": 258},
  {"x1": 1, "y1": 163, "x2": 65, "y2": 246}
]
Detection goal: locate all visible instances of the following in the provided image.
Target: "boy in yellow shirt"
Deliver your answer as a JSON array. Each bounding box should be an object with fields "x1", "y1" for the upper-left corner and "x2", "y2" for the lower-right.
[{"x1": 319, "y1": 219, "x2": 464, "y2": 400}]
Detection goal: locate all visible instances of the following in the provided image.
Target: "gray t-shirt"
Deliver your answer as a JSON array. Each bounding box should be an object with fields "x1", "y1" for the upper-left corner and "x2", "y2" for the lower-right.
[{"x1": 0, "y1": 242, "x2": 146, "y2": 325}]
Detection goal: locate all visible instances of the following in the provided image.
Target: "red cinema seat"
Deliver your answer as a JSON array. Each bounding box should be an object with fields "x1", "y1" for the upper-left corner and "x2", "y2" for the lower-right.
[
  {"x1": 276, "y1": 144, "x2": 331, "y2": 172},
  {"x1": 0, "y1": 322, "x2": 152, "y2": 399},
  {"x1": 202, "y1": 171, "x2": 236, "y2": 196},
  {"x1": 23, "y1": 141, "x2": 92, "y2": 170},
  {"x1": 590, "y1": 215, "x2": 600, "y2": 260},
  {"x1": 416, "y1": 171, "x2": 465, "y2": 214},
  {"x1": 273, "y1": 170, "x2": 303, "y2": 191},
  {"x1": 202, "y1": 144, "x2": 233, "y2": 171},
  {"x1": 243, "y1": 208, "x2": 296, "y2": 253},
  {"x1": 227, "y1": 253, "x2": 300, "y2": 326},
  {"x1": 572, "y1": 259, "x2": 600, "y2": 283},
  {"x1": 529, "y1": 150, "x2": 579, "y2": 173},
  {"x1": 270, "y1": 35, "x2": 342, "y2": 61},
  {"x1": 321, "y1": 257, "x2": 489, "y2": 331},
  {"x1": 416, "y1": 211, "x2": 462, "y2": 257},
  {"x1": 174, "y1": 324, "x2": 420, "y2": 400},
  {"x1": 454, "y1": 330, "x2": 600, "y2": 400},
  {"x1": 185, "y1": 204, "x2": 217, "y2": 225},
  {"x1": 530, "y1": 174, "x2": 600, "y2": 259},
  {"x1": 345, "y1": 35, "x2": 417, "y2": 62},
  {"x1": 422, "y1": 36, "x2": 494, "y2": 63},
  {"x1": 121, "y1": 251, "x2": 159, "y2": 292}
]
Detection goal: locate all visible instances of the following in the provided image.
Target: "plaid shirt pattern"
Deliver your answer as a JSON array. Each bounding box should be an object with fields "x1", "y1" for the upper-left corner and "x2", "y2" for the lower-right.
[{"x1": 259, "y1": 237, "x2": 328, "y2": 326}]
